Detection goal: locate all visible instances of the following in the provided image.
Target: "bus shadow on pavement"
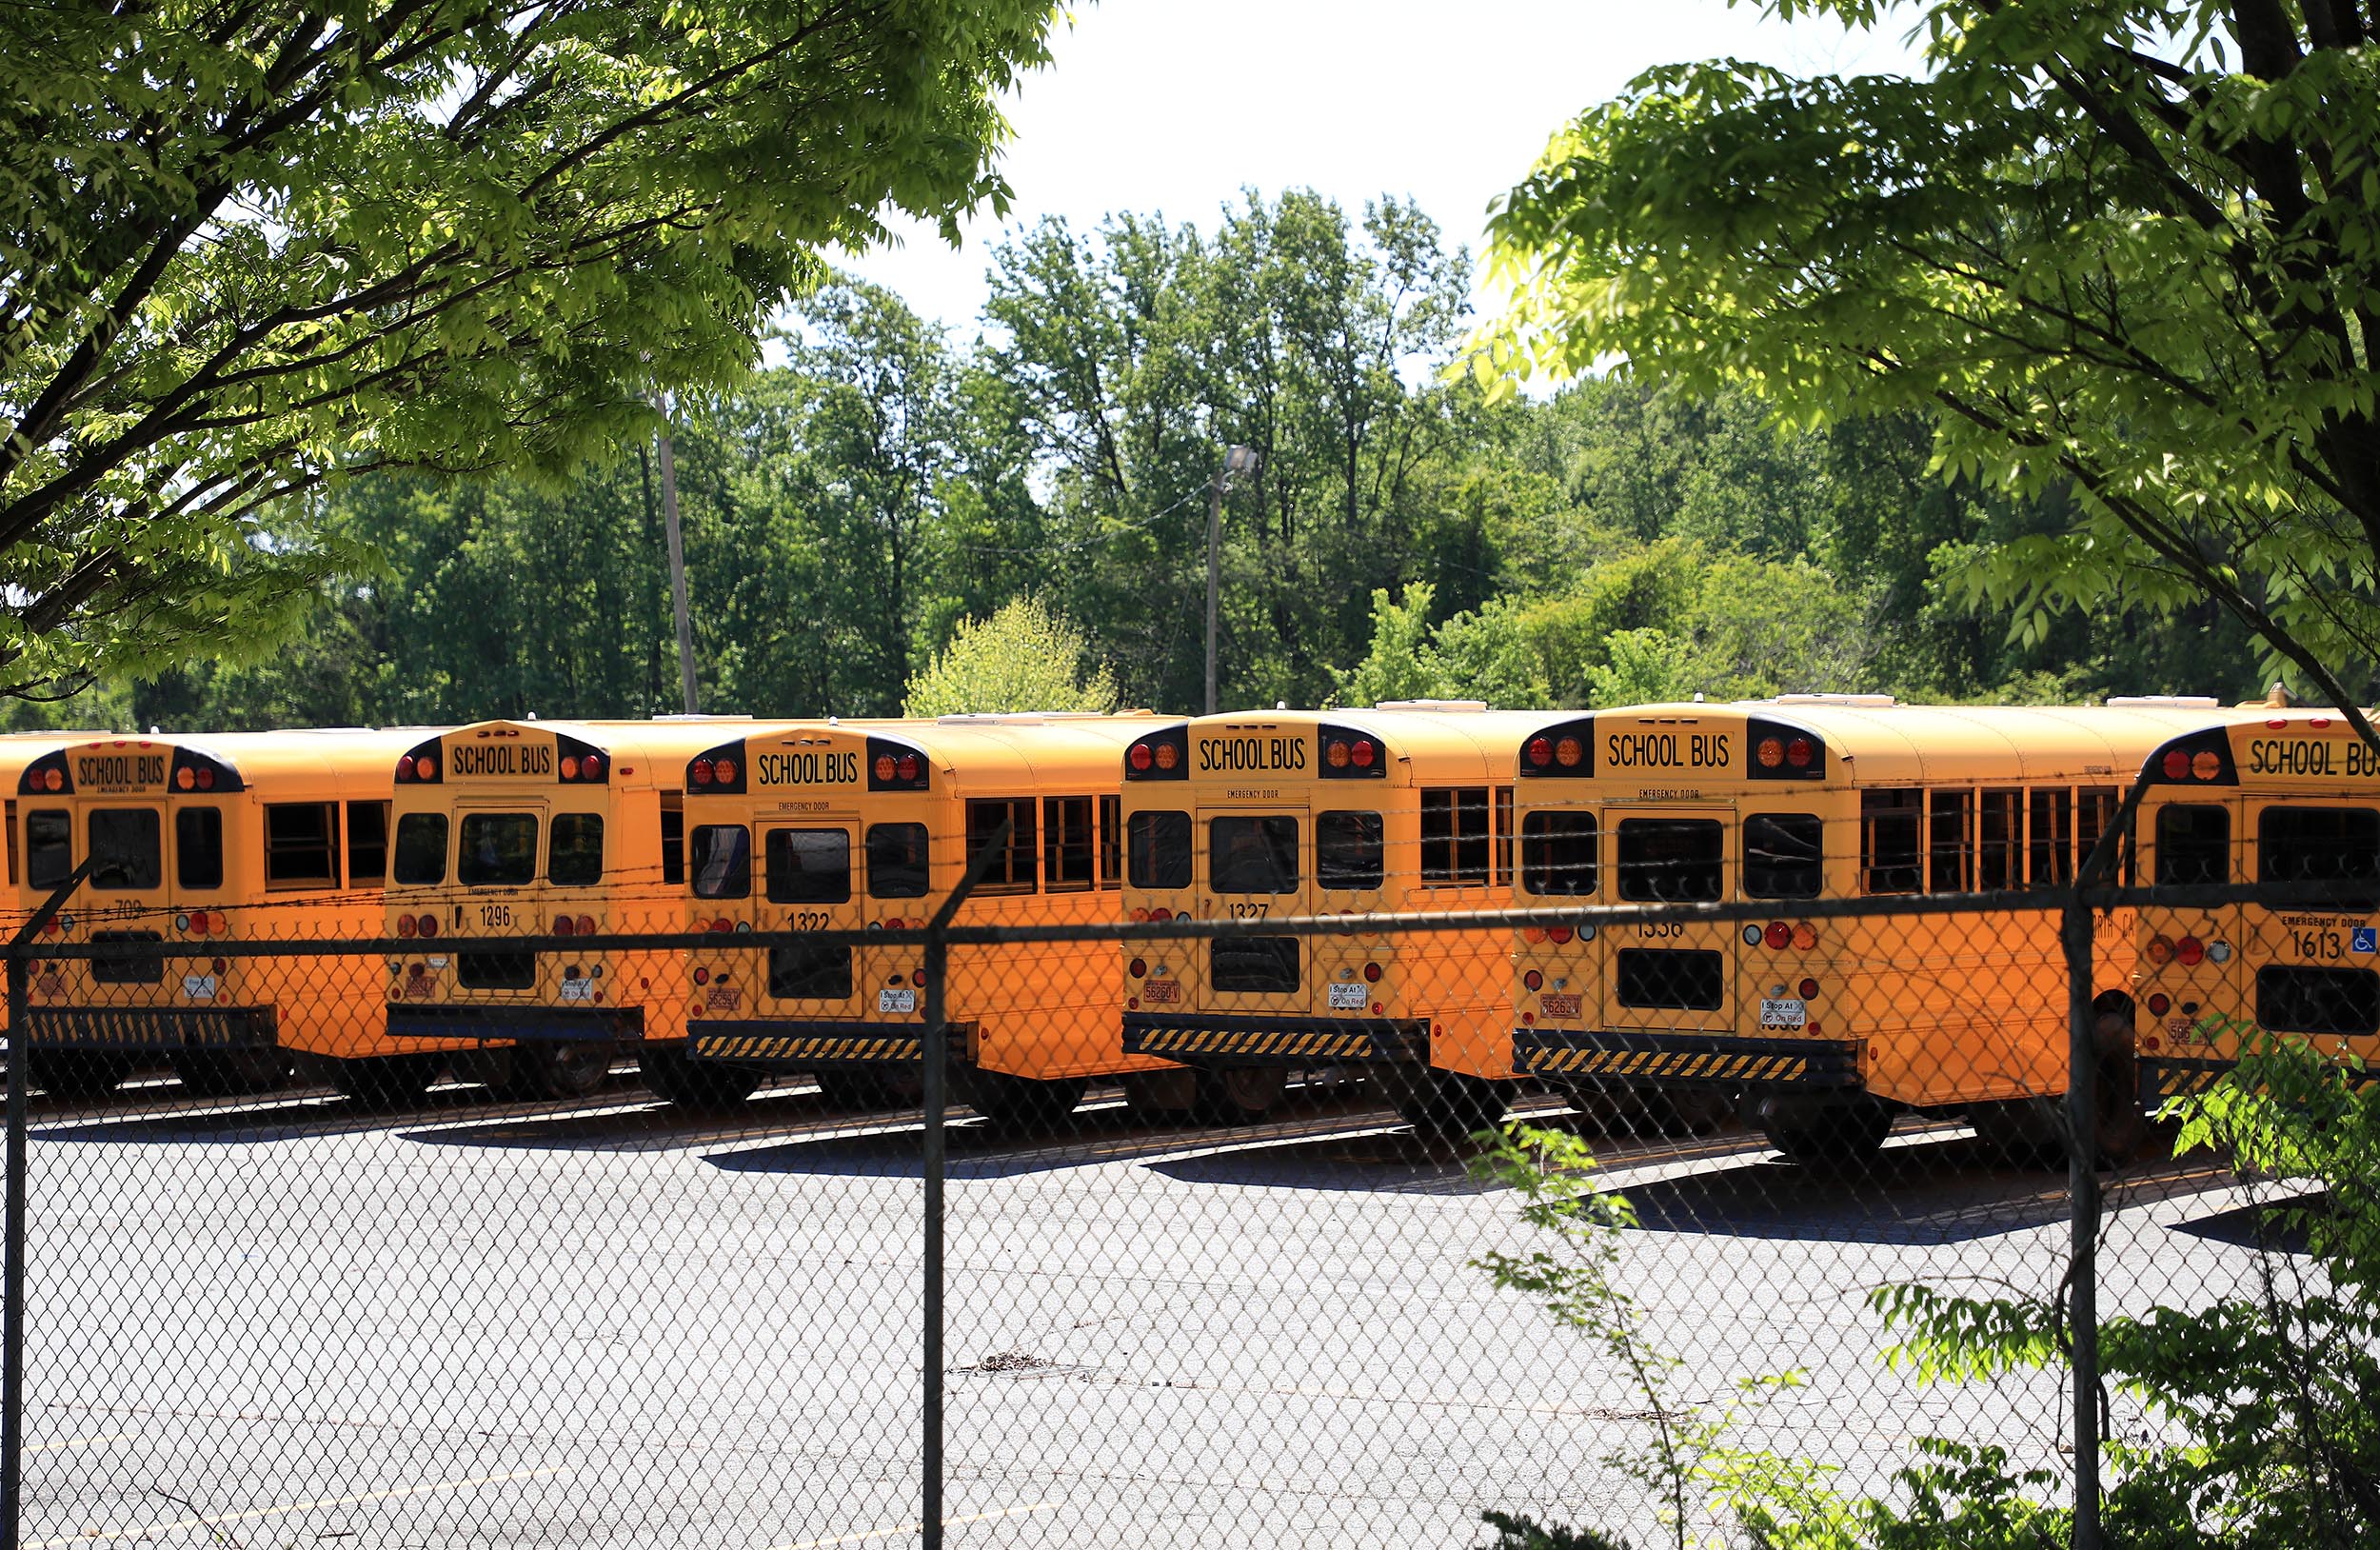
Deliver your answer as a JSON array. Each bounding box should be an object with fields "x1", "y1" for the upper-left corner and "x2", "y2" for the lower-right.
[
  {"x1": 29, "y1": 1081, "x2": 566, "y2": 1144},
  {"x1": 702, "y1": 1102, "x2": 1228, "y2": 1180},
  {"x1": 1142, "y1": 1111, "x2": 1724, "y2": 1197}
]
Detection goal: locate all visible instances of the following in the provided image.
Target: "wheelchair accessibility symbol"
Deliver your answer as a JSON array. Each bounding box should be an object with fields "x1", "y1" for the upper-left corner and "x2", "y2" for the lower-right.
[{"x1": 2354, "y1": 926, "x2": 2376, "y2": 955}]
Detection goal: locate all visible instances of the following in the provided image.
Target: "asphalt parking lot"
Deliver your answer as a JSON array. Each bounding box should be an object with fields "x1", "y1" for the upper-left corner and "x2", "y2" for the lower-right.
[{"x1": 10, "y1": 1072, "x2": 2282, "y2": 1548}]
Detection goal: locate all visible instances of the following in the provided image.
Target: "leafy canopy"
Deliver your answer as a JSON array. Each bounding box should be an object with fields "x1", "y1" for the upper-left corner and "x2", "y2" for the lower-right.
[
  {"x1": 1477, "y1": 2, "x2": 2380, "y2": 734},
  {"x1": 0, "y1": 0, "x2": 1061, "y2": 696},
  {"x1": 900, "y1": 597, "x2": 1121, "y2": 717}
]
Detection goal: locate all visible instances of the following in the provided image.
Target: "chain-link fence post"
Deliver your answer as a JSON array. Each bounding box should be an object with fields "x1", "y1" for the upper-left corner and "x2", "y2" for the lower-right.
[
  {"x1": 2, "y1": 933, "x2": 23, "y2": 1550},
  {"x1": 2061, "y1": 892, "x2": 2102, "y2": 1550}
]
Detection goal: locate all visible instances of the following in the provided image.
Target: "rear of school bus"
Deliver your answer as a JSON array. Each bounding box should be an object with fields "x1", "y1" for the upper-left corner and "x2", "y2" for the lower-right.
[
  {"x1": 1117, "y1": 705, "x2": 1538, "y2": 1130},
  {"x1": 2131, "y1": 708, "x2": 2380, "y2": 1104},
  {"x1": 677, "y1": 716, "x2": 1166, "y2": 1125},
  {"x1": 13, "y1": 731, "x2": 413, "y2": 1099},
  {"x1": 382, "y1": 719, "x2": 736, "y2": 1103},
  {"x1": 1511, "y1": 701, "x2": 2208, "y2": 1161}
]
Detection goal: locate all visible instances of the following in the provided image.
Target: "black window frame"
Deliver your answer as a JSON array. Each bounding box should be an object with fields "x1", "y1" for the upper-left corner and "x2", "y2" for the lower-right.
[
  {"x1": 1420, "y1": 787, "x2": 1493, "y2": 884},
  {"x1": 175, "y1": 806, "x2": 225, "y2": 891},
  {"x1": 1127, "y1": 810, "x2": 1192, "y2": 890},
  {"x1": 346, "y1": 800, "x2": 389, "y2": 885},
  {"x1": 765, "y1": 826, "x2": 854, "y2": 905},
  {"x1": 2258, "y1": 805, "x2": 2380, "y2": 911},
  {"x1": 1617, "y1": 817, "x2": 1723, "y2": 904},
  {"x1": 1042, "y1": 795, "x2": 1097, "y2": 894},
  {"x1": 1743, "y1": 812, "x2": 1823, "y2": 900},
  {"x1": 2153, "y1": 804, "x2": 2229, "y2": 887},
  {"x1": 24, "y1": 809, "x2": 69, "y2": 891},
  {"x1": 965, "y1": 799, "x2": 1038, "y2": 895},
  {"x1": 1210, "y1": 814, "x2": 1300, "y2": 895},
  {"x1": 88, "y1": 807, "x2": 163, "y2": 891},
  {"x1": 456, "y1": 811, "x2": 539, "y2": 888},
  {"x1": 688, "y1": 824, "x2": 753, "y2": 900},
  {"x1": 1519, "y1": 810, "x2": 1598, "y2": 899},
  {"x1": 391, "y1": 812, "x2": 448, "y2": 886},
  {"x1": 263, "y1": 802, "x2": 340, "y2": 888},
  {"x1": 1315, "y1": 809, "x2": 1385, "y2": 892},
  {"x1": 1928, "y1": 789, "x2": 1972, "y2": 894},
  {"x1": 866, "y1": 822, "x2": 930, "y2": 900},
  {"x1": 548, "y1": 812, "x2": 605, "y2": 889}
]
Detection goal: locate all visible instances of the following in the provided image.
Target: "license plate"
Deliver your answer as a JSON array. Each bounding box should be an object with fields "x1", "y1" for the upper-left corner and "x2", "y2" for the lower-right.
[
  {"x1": 706, "y1": 986, "x2": 742, "y2": 1011},
  {"x1": 1142, "y1": 980, "x2": 1180, "y2": 1004},
  {"x1": 877, "y1": 987, "x2": 917, "y2": 1014},
  {"x1": 1539, "y1": 992, "x2": 1580, "y2": 1020},
  {"x1": 182, "y1": 974, "x2": 218, "y2": 1002},
  {"x1": 1758, "y1": 997, "x2": 1807, "y2": 1030},
  {"x1": 562, "y1": 978, "x2": 597, "y2": 1004},
  {"x1": 1329, "y1": 982, "x2": 1369, "y2": 1011}
]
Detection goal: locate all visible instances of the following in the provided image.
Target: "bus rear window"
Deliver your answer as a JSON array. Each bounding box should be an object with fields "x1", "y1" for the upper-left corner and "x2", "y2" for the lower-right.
[
  {"x1": 2260, "y1": 805, "x2": 2380, "y2": 909},
  {"x1": 458, "y1": 812, "x2": 538, "y2": 887},
  {"x1": 25, "y1": 810, "x2": 69, "y2": 891},
  {"x1": 89, "y1": 809, "x2": 162, "y2": 890},
  {"x1": 1212, "y1": 816, "x2": 1299, "y2": 894},
  {"x1": 1617, "y1": 818, "x2": 1722, "y2": 903},
  {"x1": 767, "y1": 828, "x2": 852, "y2": 904},
  {"x1": 392, "y1": 813, "x2": 447, "y2": 885},
  {"x1": 1420, "y1": 788, "x2": 1491, "y2": 884},
  {"x1": 866, "y1": 824, "x2": 929, "y2": 899},
  {"x1": 1316, "y1": 810, "x2": 1383, "y2": 891},
  {"x1": 549, "y1": 814, "x2": 604, "y2": 888},
  {"x1": 1128, "y1": 811, "x2": 1191, "y2": 890},
  {"x1": 2154, "y1": 805, "x2": 2228, "y2": 885},
  {"x1": 689, "y1": 825, "x2": 751, "y2": 899},
  {"x1": 1520, "y1": 811, "x2": 1597, "y2": 898},
  {"x1": 2257, "y1": 964, "x2": 2380, "y2": 1038},
  {"x1": 176, "y1": 808, "x2": 224, "y2": 891},
  {"x1": 1743, "y1": 813, "x2": 1822, "y2": 899}
]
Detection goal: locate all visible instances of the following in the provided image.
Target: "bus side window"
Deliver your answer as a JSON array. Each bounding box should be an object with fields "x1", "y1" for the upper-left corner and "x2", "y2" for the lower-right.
[
  {"x1": 2076, "y1": 788, "x2": 2120, "y2": 881},
  {"x1": 176, "y1": 808, "x2": 225, "y2": 891},
  {"x1": 1743, "y1": 813, "x2": 1822, "y2": 899},
  {"x1": 2154, "y1": 805, "x2": 2229, "y2": 886},
  {"x1": 1098, "y1": 795, "x2": 1121, "y2": 891},
  {"x1": 965, "y1": 799, "x2": 1038, "y2": 894},
  {"x1": 1859, "y1": 789, "x2": 1921, "y2": 895},
  {"x1": 1928, "y1": 790, "x2": 1972, "y2": 893},
  {"x1": 1493, "y1": 785, "x2": 1515, "y2": 886},
  {"x1": 1420, "y1": 787, "x2": 1491, "y2": 884},
  {"x1": 1126, "y1": 811, "x2": 1192, "y2": 889},
  {"x1": 346, "y1": 801, "x2": 389, "y2": 885},
  {"x1": 2028, "y1": 788, "x2": 2074, "y2": 887},
  {"x1": 1042, "y1": 796, "x2": 1096, "y2": 893},
  {"x1": 265, "y1": 803, "x2": 340, "y2": 888},
  {"x1": 5, "y1": 800, "x2": 15, "y2": 887},
  {"x1": 1978, "y1": 789, "x2": 2021, "y2": 889},
  {"x1": 24, "y1": 809, "x2": 69, "y2": 891},
  {"x1": 660, "y1": 796, "x2": 685, "y2": 887}
]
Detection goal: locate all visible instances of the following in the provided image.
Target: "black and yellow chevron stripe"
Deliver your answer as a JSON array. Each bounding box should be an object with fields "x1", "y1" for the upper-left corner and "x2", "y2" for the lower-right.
[
  {"x1": 1526, "y1": 1046, "x2": 1808, "y2": 1083},
  {"x1": 692, "y1": 1033, "x2": 922, "y2": 1064},
  {"x1": 23, "y1": 1008, "x2": 270, "y2": 1051},
  {"x1": 1130, "y1": 1027, "x2": 1375, "y2": 1060}
]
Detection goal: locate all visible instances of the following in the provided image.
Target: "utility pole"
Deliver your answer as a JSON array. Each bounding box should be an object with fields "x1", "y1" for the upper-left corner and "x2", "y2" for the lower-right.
[
  {"x1": 1206, "y1": 444, "x2": 1257, "y2": 715},
  {"x1": 654, "y1": 392, "x2": 700, "y2": 715}
]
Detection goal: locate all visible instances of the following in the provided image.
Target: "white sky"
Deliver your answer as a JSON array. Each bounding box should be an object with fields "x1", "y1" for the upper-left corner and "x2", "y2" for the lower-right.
[{"x1": 834, "y1": 0, "x2": 1928, "y2": 338}]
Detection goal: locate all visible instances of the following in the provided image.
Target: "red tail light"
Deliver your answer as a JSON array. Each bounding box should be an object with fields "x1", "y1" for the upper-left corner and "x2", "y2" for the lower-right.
[
  {"x1": 396, "y1": 755, "x2": 415, "y2": 781},
  {"x1": 1525, "y1": 738, "x2": 1553, "y2": 768},
  {"x1": 692, "y1": 759, "x2": 714, "y2": 785},
  {"x1": 195, "y1": 767, "x2": 215, "y2": 790},
  {"x1": 188, "y1": 912, "x2": 211, "y2": 938},
  {"x1": 2161, "y1": 750, "x2": 2190, "y2": 780},
  {"x1": 1522, "y1": 970, "x2": 1542, "y2": 991},
  {"x1": 895, "y1": 755, "x2": 918, "y2": 782},
  {"x1": 1787, "y1": 738, "x2": 1815, "y2": 769},
  {"x1": 1150, "y1": 907, "x2": 1173, "y2": 924},
  {"x1": 1763, "y1": 921, "x2": 1791, "y2": 949},
  {"x1": 2177, "y1": 935, "x2": 2206, "y2": 966},
  {"x1": 1128, "y1": 957, "x2": 1147, "y2": 979},
  {"x1": 1362, "y1": 963, "x2": 1382, "y2": 983},
  {"x1": 398, "y1": 916, "x2": 418, "y2": 939},
  {"x1": 1128, "y1": 744, "x2": 1153, "y2": 772},
  {"x1": 417, "y1": 915, "x2": 439, "y2": 938},
  {"x1": 1350, "y1": 740, "x2": 1376, "y2": 768},
  {"x1": 884, "y1": 917, "x2": 907, "y2": 931},
  {"x1": 580, "y1": 753, "x2": 603, "y2": 779},
  {"x1": 577, "y1": 915, "x2": 594, "y2": 935},
  {"x1": 693, "y1": 967, "x2": 710, "y2": 985},
  {"x1": 1798, "y1": 977, "x2": 1820, "y2": 1000},
  {"x1": 712, "y1": 918, "x2": 733, "y2": 933},
  {"x1": 2148, "y1": 992, "x2": 2171, "y2": 1016},
  {"x1": 1548, "y1": 925, "x2": 1575, "y2": 944},
  {"x1": 554, "y1": 916, "x2": 576, "y2": 937}
]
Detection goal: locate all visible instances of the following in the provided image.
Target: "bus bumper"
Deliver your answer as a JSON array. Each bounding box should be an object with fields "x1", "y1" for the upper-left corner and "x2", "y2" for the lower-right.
[
  {"x1": 22, "y1": 1006, "x2": 274, "y2": 1054},
  {"x1": 688, "y1": 1021, "x2": 940, "y2": 1069},
  {"x1": 2138, "y1": 1055, "x2": 2228, "y2": 1107},
  {"x1": 387, "y1": 1005, "x2": 644, "y2": 1043},
  {"x1": 1122, "y1": 1013, "x2": 1425, "y2": 1066},
  {"x1": 1517, "y1": 1029, "x2": 1865, "y2": 1089}
]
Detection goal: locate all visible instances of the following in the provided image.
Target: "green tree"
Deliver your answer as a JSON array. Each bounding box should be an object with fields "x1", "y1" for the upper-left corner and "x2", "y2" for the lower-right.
[
  {"x1": 901, "y1": 598, "x2": 1120, "y2": 717},
  {"x1": 0, "y1": 0, "x2": 1059, "y2": 698},
  {"x1": 1478, "y1": 1, "x2": 2380, "y2": 729}
]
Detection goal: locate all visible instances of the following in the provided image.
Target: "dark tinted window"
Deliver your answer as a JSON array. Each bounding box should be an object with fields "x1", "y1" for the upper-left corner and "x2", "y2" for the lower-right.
[
  {"x1": 549, "y1": 813, "x2": 604, "y2": 888},
  {"x1": 457, "y1": 947, "x2": 536, "y2": 989},
  {"x1": 265, "y1": 803, "x2": 338, "y2": 886},
  {"x1": 660, "y1": 803, "x2": 684, "y2": 887},
  {"x1": 25, "y1": 810, "x2": 69, "y2": 891},
  {"x1": 1128, "y1": 811, "x2": 1192, "y2": 889},
  {"x1": 1861, "y1": 789, "x2": 1920, "y2": 895},
  {"x1": 2029, "y1": 788, "x2": 2073, "y2": 887},
  {"x1": 1420, "y1": 788, "x2": 1491, "y2": 884},
  {"x1": 689, "y1": 825, "x2": 751, "y2": 899},
  {"x1": 1928, "y1": 790, "x2": 1972, "y2": 893},
  {"x1": 1615, "y1": 949, "x2": 1725, "y2": 1010},
  {"x1": 175, "y1": 807, "x2": 224, "y2": 891},
  {"x1": 347, "y1": 801, "x2": 389, "y2": 884},
  {"x1": 769, "y1": 942, "x2": 854, "y2": 1000},
  {"x1": 2076, "y1": 788, "x2": 2123, "y2": 882},
  {"x1": 89, "y1": 808, "x2": 162, "y2": 890},
  {"x1": 1520, "y1": 811, "x2": 1597, "y2": 898},
  {"x1": 392, "y1": 813, "x2": 447, "y2": 885},
  {"x1": 1210, "y1": 937, "x2": 1299, "y2": 993},
  {"x1": 766, "y1": 828, "x2": 852, "y2": 904},
  {"x1": 1212, "y1": 816, "x2": 1299, "y2": 894},
  {"x1": 1099, "y1": 796, "x2": 1121, "y2": 890},
  {"x1": 1617, "y1": 818, "x2": 1722, "y2": 904},
  {"x1": 2154, "y1": 805, "x2": 2229, "y2": 886},
  {"x1": 457, "y1": 812, "x2": 538, "y2": 886},
  {"x1": 1494, "y1": 786, "x2": 1515, "y2": 886},
  {"x1": 1316, "y1": 810, "x2": 1383, "y2": 891},
  {"x1": 1978, "y1": 789, "x2": 2020, "y2": 889},
  {"x1": 1743, "y1": 813, "x2": 1822, "y2": 899},
  {"x1": 2258, "y1": 965, "x2": 2380, "y2": 1038},
  {"x1": 866, "y1": 823, "x2": 929, "y2": 899},
  {"x1": 965, "y1": 799, "x2": 1037, "y2": 895},
  {"x1": 1043, "y1": 796, "x2": 1096, "y2": 893},
  {"x1": 2260, "y1": 805, "x2": 2380, "y2": 909}
]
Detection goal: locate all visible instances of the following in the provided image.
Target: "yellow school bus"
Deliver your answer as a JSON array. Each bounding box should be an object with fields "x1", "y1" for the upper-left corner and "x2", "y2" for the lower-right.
[
  {"x1": 678, "y1": 714, "x2": 1170, "y2": 1126},
  {"x1": 382, "y1": 717, "x2": 756, "y2": 1104},
  {"x1": 1116, "y1": 703, "x2": 1548, "y2": 1131},
  {"x1": 12, "y1": 729, "x2": 424, "y2": 1098},
  {"x1": 1509, "y1": 698, "x2": 2229, "y2": 1162},
  {"x1": 2130, "y1": 704, "x2": 2380, "y2": 1102}
]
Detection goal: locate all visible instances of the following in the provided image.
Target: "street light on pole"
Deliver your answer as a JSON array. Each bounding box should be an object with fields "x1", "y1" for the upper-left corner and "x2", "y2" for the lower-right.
[{"x1": 1206, "y1": 444, "x2": 1258, "y2": 715}]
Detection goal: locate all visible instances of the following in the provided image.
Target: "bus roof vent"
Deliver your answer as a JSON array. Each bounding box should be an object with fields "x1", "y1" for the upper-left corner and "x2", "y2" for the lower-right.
[
  {"x1": 1769, "y1": 693, "x2": 1898, "y2": 707},
  {"x1": 1372, "y1": 699, "x2": 1489, "y2": 712},
  {"x1": 2105, "y1": 695, "x2": 2220, "y2": 708}
]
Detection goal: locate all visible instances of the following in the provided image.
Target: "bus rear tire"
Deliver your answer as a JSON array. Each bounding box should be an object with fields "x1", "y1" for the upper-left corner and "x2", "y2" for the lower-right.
[
  {"x1": 639, "y1": 1043, "x2": 760, "y2": 1110},
  {"x1": 29, "y1": 1052, "x2": 132, "y2": 1101},
  {"x1": 1196, "y1": 1066, "x2": 1286, "y2": 1124},
  {"x1": 1391, "y1": 1070, "x2": 1508, "y2": 1144},
  {"x1": 169, "y1": 1048, "x2": 290, "y2": 1097},
  {"x1": 498, "y1": 1043, "x2": 613, "y2": 1102},
  {"x1": 814, "y1": 1071, "x2": 900, "y2": 1111},
  {"x1": 1121, "y1": 1069, "x2": 1198, "y2": 1122},
  {"x1": 1757, "y1": 1097, "x2": 1893, "y2": 1166},
  {"x1": 961, "y1": 1069, "x2": 1086, "y2": 1133},
  {"x1": 325, "y1": 1054, "x2": 444, "y2": 1109}
]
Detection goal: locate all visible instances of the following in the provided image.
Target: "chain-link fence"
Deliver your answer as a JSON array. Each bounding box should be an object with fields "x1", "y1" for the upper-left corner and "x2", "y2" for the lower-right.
[{"x1": 0, "y1": 873, "x2": 2344, "y2": 1549}]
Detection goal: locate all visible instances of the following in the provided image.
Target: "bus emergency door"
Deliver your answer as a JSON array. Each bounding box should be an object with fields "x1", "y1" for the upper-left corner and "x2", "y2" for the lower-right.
[
  {"x1": 1597, "y1": 806, "x2": 1738, "y2": 1035},
  {"x1": 752, "y1": 818, "x2": 871, "y2": 1023},
  {"x1": 451, "y1": 799, "x2": 545, "y2": 999},
  {"x1": 1198, "y1": 805, "x2": 1315, "y2": 1018},
  {"x1": 2241, "y1": 792, "x2": 2380, "y2": 1061}
]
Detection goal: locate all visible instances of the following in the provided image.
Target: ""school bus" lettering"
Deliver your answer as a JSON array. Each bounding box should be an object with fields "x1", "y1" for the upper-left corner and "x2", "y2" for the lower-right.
[
  {"x1": 448, "y1": 743, "x2": 555, "y2": 778},
  {"x1": 74, "y1": 754, "x2": 168, "y2": 790},
  {"x1": 1196, "y1": 736, "x2": 1309, "y2": 774},
  {"x1": 755, "y1": 751, "x2": 861, "y2": 786},
  {"x1": 1604, "y1": 731, "x2": 1733, "y2": 771},
  {"x1": 2246, "y1": 738, "x2": 2380, "y2": 779}
]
